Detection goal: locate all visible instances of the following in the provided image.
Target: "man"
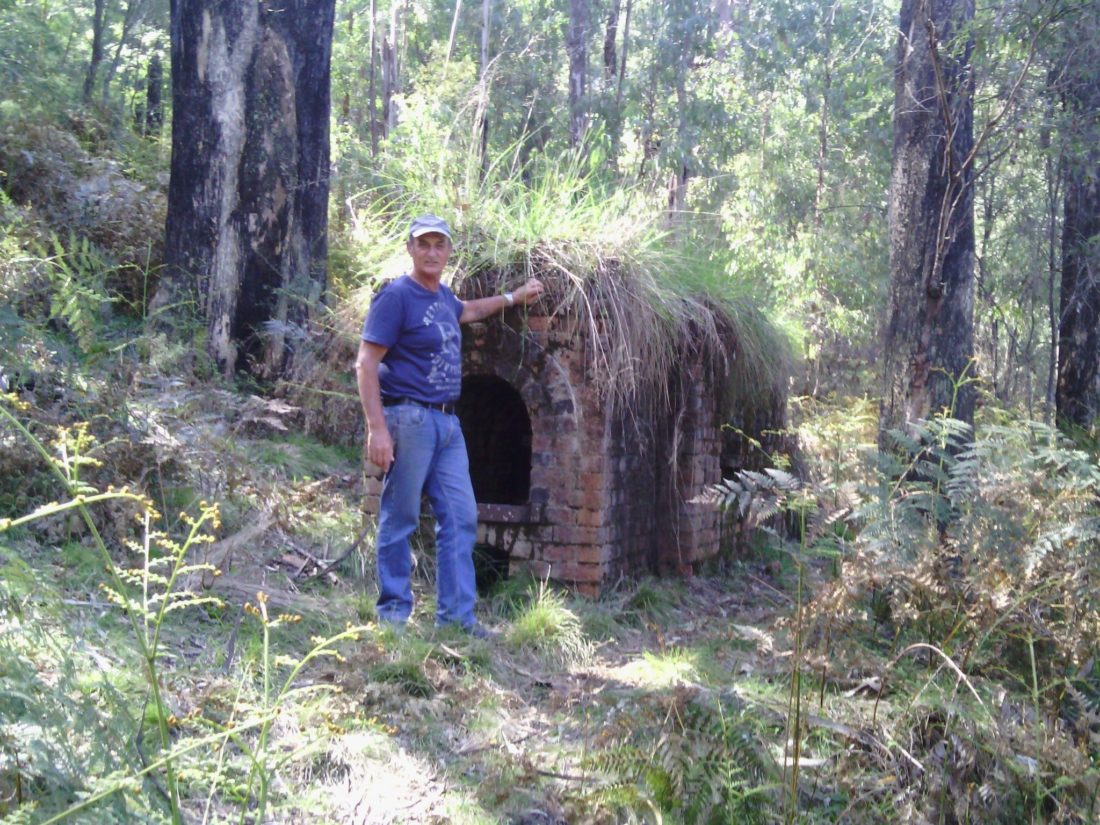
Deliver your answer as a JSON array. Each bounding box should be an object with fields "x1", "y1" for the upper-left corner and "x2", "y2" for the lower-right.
[{"x1": 356, "y1": 214, "x2": 544, "y2": 636}]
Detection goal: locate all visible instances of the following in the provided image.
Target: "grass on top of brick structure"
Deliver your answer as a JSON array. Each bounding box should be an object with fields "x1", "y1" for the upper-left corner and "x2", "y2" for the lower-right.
[{"x1": 330, "y1": 150, "x2": 792, "y2": 429}]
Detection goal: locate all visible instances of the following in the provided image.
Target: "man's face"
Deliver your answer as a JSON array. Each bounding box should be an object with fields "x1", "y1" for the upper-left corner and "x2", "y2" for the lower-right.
[{"x1": 407, "y1": 232, "x2": 452, "y2": 280}]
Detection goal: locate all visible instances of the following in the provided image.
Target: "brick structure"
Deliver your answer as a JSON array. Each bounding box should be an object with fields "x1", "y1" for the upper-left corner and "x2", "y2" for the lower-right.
[{"x1": 362, "y1": 300, "x2": 731, "y2": 597}]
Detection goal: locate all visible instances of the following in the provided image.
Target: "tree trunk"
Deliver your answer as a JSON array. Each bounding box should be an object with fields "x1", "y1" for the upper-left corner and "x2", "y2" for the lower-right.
[
  {"x1": 83, "y1": 0, "x2": 108, "y2": 106},
  {"x1": 566, "y1": 0, "x2": 588, "y2": 149},
  {"x1": 156, "y1": 0, "x2": 335, "y2": 379},
  {"x1": 446, "y1": 0, "x2": 463, "y2": 64},
  {"x1": 603, "y1": 0, "x2": 620, "y2": 81},
  {"x1": 669, "y1": 16, "x2": 695, "y2": 220},
  {"x1": 144, "y1": 52, "x2": 163, "y2": 136},
  {"x1": 1043, "y1": 88, "x2": 1060, "y2": 423},
  {"x1": 813, "y1": 6, "x2": 835, "y2": 231},
  {"x1": 101, "y1": 0, "x2": 148, "y2": 103},
  {"x1": 1056, "y1": 56, "x2": 1100, "y2": 431},
  {"x1": 368, "y1": 0, "x2": 379, "y2": 155},
  {"x1": 881, "y1": 0, "x2": 977, "y2": 437},
  {"x1": 617, "y1": 0, "x2": 632, "y2": 104},
  {"x1": 478, "y1": 0, "x2": 491, "y2": 173},
  {"x1": 382, "y1": 4, "x2": 399, "y2": 137}
]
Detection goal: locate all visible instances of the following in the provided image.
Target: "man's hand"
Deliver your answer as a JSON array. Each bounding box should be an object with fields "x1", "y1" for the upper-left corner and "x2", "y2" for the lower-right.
[
  {"x1": 513, "y1": 278, "x2": 545, "y2": 306},
  {"x1": 367, "y1": 426, "x2": 394, "y2": 473}
]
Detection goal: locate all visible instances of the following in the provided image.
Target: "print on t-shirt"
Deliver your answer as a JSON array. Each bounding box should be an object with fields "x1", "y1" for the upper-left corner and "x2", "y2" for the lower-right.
[{"x1": 423, "y1": 299, "x2": 462, "y2": 396}]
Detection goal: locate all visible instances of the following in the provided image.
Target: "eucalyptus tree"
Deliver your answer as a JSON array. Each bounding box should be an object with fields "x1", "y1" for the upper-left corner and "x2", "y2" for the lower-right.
[
  {"x1": 1055, "y1": 2, "x2": 1100, "y2": 430},
  {"x1": 155, "y1": 0, "x2": 336, "y2": 379},
  {"x1": 566, "y1": 0, "x2": 589, "y2": 148},
  {"x1": 881, "y1": 0, "x2": 977, "y2": 435},
  {"x1": 83, "y1": 0, "x2": 108, "y2": 104}
]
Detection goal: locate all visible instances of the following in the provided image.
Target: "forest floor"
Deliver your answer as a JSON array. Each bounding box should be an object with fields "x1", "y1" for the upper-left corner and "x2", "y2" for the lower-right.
[{"x1": 2, "y1": 367, "x2": 883, "y2": 824}]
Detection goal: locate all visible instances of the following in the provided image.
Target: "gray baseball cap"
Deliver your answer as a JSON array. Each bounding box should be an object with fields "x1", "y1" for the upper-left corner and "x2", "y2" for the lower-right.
[{"x1": 408, "y1": 214, "x2": 452, "y2": 240}]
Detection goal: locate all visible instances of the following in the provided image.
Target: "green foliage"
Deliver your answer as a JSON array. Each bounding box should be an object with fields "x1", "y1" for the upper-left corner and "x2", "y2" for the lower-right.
[
  {"x1": 581, "y1": 689, "x2": 778, "y2": 824},
  {"x1": 499, "y1": 578, "x2": 592, "y2": 667},
  {"x1": 795, "y1": 411, "x2": 1100, "y2": 820},
  {"x1": 0, "y1": 397, "x2": 373, "y2": 824},
  {"x1": 251, "y1": 432, "x2": 359, "y2": 482},
  {"x1": 42, "y1": 232, "x2": 112, "y2": 354},
  {"x1": 0, "y1": 556, "x2": 152, "y2": 824}
]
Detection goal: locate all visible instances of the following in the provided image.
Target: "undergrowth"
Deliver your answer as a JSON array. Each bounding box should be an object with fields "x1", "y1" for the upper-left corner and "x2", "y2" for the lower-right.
[{"x1": 716, "y1": 407, "x2": 1100, "y2": 823}]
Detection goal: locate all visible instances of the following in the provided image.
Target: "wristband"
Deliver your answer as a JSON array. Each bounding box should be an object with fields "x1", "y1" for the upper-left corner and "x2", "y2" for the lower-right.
[{"x1": 504, "y1": 291, "x2": 515, "y2": 308}]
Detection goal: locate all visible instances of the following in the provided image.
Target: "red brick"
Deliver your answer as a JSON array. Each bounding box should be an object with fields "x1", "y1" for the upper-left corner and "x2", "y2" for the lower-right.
[
  {"x1": 565, "y1": 488, "x2": 590, "y2": 508},
  {"x1": 581, "y1": 473, "x2": 606, "y2": 495},
  {"x1": 573, "y1": 581, "x2": 601, "y2": 598},
  {"x1": 544, "y1": 505, "x2": 577, "y2": 525},
  {"x1": 555, "y1": 561, "x2": 606, "y2": 584},
  {"x1": 553, "y1": 525, "x2": 607, "y2": 545},
  {"x1": 576, "y1": 508, "x2": 607, "y2": 528},
  {"x1": 578, "y1": 454, "x2": 606, "y2": 474},
  {"x1": 531, "y1": 433, "x2": 555, "y2": 452},
  {"x1": 520, "y1": 559, "x2": 552, "y2": 579},
  {"x1": 539, "y1": 544, "x2": 576, "y2": 563}
]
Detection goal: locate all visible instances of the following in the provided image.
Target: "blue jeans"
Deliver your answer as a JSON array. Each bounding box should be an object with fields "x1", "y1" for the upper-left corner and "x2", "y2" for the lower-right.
[{"x1": 375, "y1": 403, "x2": 479, "y2": 628}]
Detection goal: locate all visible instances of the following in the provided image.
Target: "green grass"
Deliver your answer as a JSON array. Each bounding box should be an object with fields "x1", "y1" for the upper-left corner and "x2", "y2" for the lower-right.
[
  {"x1": 251, "y1": 433, "x2": 359, "y2": 481},
  {"x1": 340, "y1": 129, "x2": 793, "y2": 420},
  {"x1": 504, "y1": 579, "x2": 592, "y2": 667}
]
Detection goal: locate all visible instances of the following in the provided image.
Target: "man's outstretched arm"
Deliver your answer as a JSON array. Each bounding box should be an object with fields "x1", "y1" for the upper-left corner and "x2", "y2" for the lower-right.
[{"x1": 459, "y1": 278, "x2": 545, "y2": 324}]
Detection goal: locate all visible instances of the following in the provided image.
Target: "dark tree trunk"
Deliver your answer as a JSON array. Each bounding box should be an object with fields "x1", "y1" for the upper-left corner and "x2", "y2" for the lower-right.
[
  {"x1": 603, "y1": 0, "x2": 620, "y2": 81},
  {"x1": 1057, "y1": 55, "x2": 1100, "y2": 430},
  {"x1": 478, "y1": 0, "x2": 491, "y2": 174},
  {"x1": 83, "y1": 0, "x2": 108, "y2": 105},
  {"x1": 144, "y1": 53, "x2": 163, "y2": 136},
  {"x1": 617, "y1": 0, "x2": 632, "y2": 103},
  {"x1": 566, "y1": 0, "x2": 588, "y2": 149},
  {"x1": 156, "y1": 0, "x2": 335, "y2": 378},
  {"x1": 669, "y1": 20, "x2": 693, "y2": 220},
  {"x1": 881, "y1": 0, "x2": 977, "y2": 437}
]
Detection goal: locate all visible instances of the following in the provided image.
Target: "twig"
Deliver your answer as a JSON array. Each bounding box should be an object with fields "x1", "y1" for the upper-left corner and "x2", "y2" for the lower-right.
[
  {"x1": 303, "y1": 522, "x2": 373, "y2": 581},
  {"x1": 222, "y1": 606, "x2": 244, "y2": 676},
  {"x1": 63, "y1": 598, "x2": 119, "y2": 609},
  {"x1": 746, "y1": 572, "x2": 792, "y2": 604},
  {"x1": 535, "y1": 768, "x2": 595, "y2": 783}
]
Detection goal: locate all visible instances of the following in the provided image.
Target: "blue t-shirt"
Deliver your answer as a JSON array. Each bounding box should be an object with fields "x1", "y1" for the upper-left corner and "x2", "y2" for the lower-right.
[{"x1": 361, "y1": 275, "x2": 465, "y2": 403}]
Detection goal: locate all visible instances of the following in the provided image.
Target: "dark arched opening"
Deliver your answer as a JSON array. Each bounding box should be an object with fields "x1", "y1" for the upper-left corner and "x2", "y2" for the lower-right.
[{"x1": 457, "y1": 374, "x2": 532, "y2": 505}]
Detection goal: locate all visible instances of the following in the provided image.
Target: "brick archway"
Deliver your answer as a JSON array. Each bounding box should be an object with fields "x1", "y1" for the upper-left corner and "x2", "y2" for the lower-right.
[{"x1": 457, "y1": 374, "x2": 532, "y2": 506}]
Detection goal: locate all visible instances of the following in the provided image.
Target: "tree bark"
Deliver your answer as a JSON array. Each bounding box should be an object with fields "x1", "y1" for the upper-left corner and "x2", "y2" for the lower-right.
[
  {"x1": 83, "y1": 0, "x2": 108, "y2": 106},
  {"x1": 1056, "y1": 48, "x2": 1100, "y2": 431},
  {"x1": 603, "y1": 0, "x2": 620, "y2": 81},
  {"x1": 881, "y1": 0, "x2": 977, "y2": 437},
  {"x1": 382, "y1": 3, "x2": 399, "y2": 137},
  {"x1": 617, "y1": 0, "x2": 632, "y2": 104},
  {"x1": 101, "y1": 0, "x2": 149, "y2": 103},
  {"x1": 144, "y1": 52, "x2": 163, "y2": 136},
  {"x1": 446, "y1": 0, "x2": 463, "y2": 64},
  {"x1": 368, "y1": 0, "x2": 379, "y2": 155},
  {"x1": 566, "y1": 0, "x2": 588, "y2": 149},
  {"x1": 156, "y1": 0, "x2": 335, "y2": 378},
  {"x1": 478, "y1": 0, "x2": 491, "y2": 173},
  {"x1": 669, "y1": 14, "x2": 696, "y2": 220}
]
